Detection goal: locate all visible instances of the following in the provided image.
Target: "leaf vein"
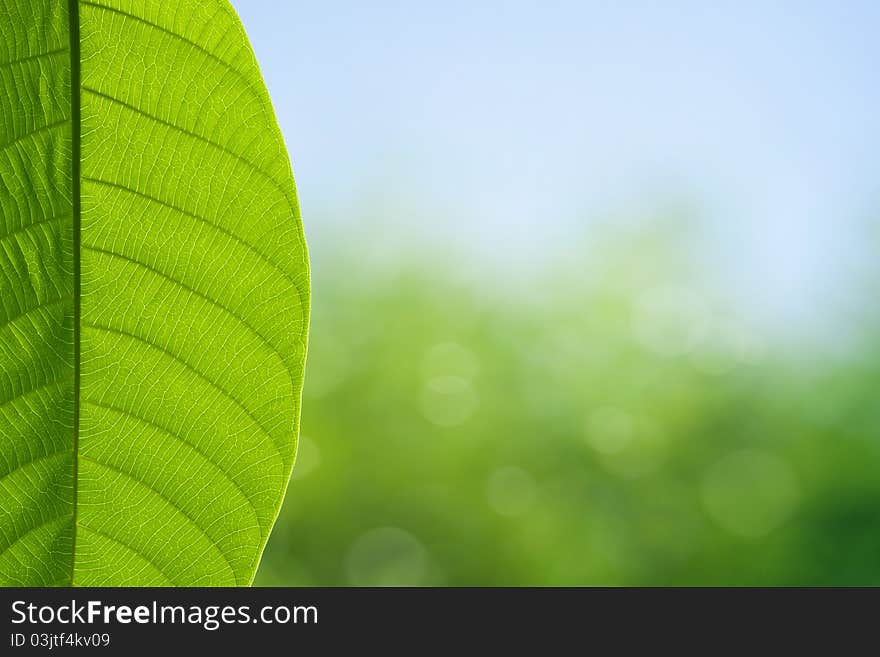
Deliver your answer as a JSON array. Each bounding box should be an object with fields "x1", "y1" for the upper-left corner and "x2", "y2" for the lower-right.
[
  {"x1": 0, "y1": 47, "x2": 69, "y2": 70},
  {"x1": 0, "y1": 212, "x2": 71, "y2": 245},
  {"x1": 0, "y1": 375, "x2": 70, "y2": 411},
  {"x1": 81, "y1": 398, "x2": 264, "y2": 535},
  {"x1": 0, "y1": 514, "x2": 72, "y2": 561},
  {"x1": 80, "y1": 85, "x2": 291, "y2": 201},
  {"x1": 0, "y1": 118, "x2": 68, "y2": 153},
  {"x1": 0, "y1": 450, "x2": 71, "y2": 487},
  {"x1": 79, "y1": 455, "x2": 238, "y2": 583},
  {"x1": 74, "y1": 522, "x2": 175, "y2": 586},
  {"x1": 79, "y1": 1, "x2": 254, "y2": 90},
  {"x1": 82, "y1": 321, "x2": 282, "y2": 459},
  {"x1": 80, "y1": 176, "x2": 303, "y2": 292},
  {"x1": 0, "y1": 298, "x2": 65, "y2": 334},
  {"x1": 81, "y1": 244, "x2": 289, "y2": 375}
]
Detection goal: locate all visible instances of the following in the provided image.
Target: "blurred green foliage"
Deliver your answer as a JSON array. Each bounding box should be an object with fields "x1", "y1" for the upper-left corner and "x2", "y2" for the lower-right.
[{"x1": 256, "y1": 217, "x2": 880, "y2": 586}]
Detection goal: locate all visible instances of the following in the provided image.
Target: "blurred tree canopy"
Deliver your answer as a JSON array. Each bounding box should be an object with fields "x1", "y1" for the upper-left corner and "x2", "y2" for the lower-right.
[{"x1": 257, "y1": 216, "x2": 880, "y2": 586}]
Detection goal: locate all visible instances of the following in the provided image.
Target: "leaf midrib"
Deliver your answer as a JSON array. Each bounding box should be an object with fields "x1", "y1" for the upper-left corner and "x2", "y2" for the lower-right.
[{"x1": 68, "y1": 0, "x2": 81, "y2": 587}]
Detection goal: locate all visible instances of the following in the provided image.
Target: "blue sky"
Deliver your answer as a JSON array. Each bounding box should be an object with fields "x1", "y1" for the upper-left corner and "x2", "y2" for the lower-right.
[{"x1": 232, "y1": 0, "x2": 880, "y2": 346}]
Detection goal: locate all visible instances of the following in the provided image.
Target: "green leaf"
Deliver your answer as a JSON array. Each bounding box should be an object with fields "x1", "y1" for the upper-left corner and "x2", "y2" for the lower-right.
[{"x1": 0, "y1": 0, "x2": 309, "y2": 585}]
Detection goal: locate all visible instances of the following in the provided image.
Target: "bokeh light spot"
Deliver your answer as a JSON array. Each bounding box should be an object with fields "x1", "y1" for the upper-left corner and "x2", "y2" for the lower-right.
[
  {"x1": 701, "y1": 449, "x2": 799, "y2": 539},
  {"x1": 302, "y1": 333, "x2": 352, "y2": 399},
  {"x1": 420, "y1": 375, "x2": 478, "y2": 427},
  {"x1": 345, "y1": 527, "x2": 428, "y2": 586},
  {"x1": 292, "y1": 436, "x2": 321, "y2": 479},
  {"x1": 633, "y1": 285, "x2": 708, "y2": 357},
  {"x1": 487, "y1": 466, "x2": 537, "y2": 517},
  {"x1": 422, "y1": 341, "x2": 479, "y2": 380},
  {"x1": 585, "y1": 406, "x2": 635, "y2": 454}
]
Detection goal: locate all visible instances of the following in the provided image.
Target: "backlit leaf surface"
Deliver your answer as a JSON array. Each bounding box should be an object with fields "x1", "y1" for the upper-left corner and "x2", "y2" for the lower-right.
[{"x1": 0, "y1": 0, "x2": 309, "y2": 586}]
